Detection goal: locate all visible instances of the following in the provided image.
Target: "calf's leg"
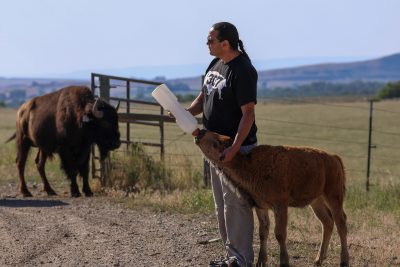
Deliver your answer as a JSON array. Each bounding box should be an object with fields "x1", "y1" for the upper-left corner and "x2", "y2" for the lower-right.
[
  {"x1": 325, "y1": 197, "x2": 349, "y2": 267},
  {"x1": 255, "y1": 208, "x2": 270, "y2": 267},
  {"x1": 310, "y1": 198, "x2": 334, "y2": 266},
  {"x1": 273, "y1": 204, "x2": 289, "y2": 267},
  {"x1": 35, "y1": 150, "x2": 57, "y2": 196}
]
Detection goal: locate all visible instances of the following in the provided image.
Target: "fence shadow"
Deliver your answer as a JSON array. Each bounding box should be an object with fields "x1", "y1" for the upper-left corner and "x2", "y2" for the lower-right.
[{"x1": 0, "y1": 198, "x2": 69, "y2": 208}]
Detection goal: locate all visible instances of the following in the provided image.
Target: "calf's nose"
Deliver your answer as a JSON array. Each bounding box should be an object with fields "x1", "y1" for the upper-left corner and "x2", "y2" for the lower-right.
[{"x1": 194, "y1": 129, "x2": 206, "y2": 145}]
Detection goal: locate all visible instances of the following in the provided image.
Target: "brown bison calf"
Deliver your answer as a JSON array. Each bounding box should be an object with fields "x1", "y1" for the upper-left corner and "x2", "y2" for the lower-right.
[{"x1": 195, "y1": 130, "x2": 349, "y2": 267}]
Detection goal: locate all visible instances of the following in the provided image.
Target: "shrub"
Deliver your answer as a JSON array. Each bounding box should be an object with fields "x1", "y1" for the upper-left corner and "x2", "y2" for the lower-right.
[
  {"x1": 108, "y1": 142, "x2": 173, "y2": 193},
  {"x1": 106, "y1": 142, "x2": 206, "y2": 194},
  {"x1": 377, "y1": 81, "x2": 400, "y2": 100}
]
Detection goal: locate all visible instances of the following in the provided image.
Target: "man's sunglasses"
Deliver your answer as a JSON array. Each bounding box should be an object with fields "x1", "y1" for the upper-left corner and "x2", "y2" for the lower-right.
[{"x1": 207, "y1": 38, "x2": 221, "y2": 45}]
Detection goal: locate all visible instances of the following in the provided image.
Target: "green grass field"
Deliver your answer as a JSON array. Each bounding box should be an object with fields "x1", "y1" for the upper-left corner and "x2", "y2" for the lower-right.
[
  {"x1": 1, "y1": 99, "x2": 399, "y2": 266},
  {"x1": 1, "y1": 99, "x2": 399, "y2": 194}
]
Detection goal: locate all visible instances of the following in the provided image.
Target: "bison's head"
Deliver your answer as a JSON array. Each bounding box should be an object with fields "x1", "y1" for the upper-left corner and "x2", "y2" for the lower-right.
[
  {"x1": 91, "y1": 99, "x2": 121, "y2": 159},
  {"x1": 194, "y1": 129, "x2": 233, "y2": 163}
]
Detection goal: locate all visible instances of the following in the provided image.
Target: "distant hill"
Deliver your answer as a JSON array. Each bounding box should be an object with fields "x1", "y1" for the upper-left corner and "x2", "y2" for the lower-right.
[
  {"x1": 259, "y1": 53, "x2": 400, "y2": 88},
  {"x1": 0, "y1": 77, "x2": 88, "y2": 92},
  {"x1": 166, "y1": 53, "x2": 400, "y2": 90},
  {"x1": 0, "y1": 78, "x2": 89, "y2": 107}
]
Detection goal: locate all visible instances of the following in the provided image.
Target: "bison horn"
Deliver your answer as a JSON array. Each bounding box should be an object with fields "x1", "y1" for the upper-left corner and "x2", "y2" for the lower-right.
[
  {"x1": 114, "y1": 101, "x2": 120, "y2": 111},
  {"x1": 92, "y1": 99, "x2": 104, "y2": 119}
]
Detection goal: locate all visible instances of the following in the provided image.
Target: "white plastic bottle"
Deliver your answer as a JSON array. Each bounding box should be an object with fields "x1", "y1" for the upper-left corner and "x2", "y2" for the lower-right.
[{"x1": 152, "y1": 84, "x2": 199, "y2": 135}]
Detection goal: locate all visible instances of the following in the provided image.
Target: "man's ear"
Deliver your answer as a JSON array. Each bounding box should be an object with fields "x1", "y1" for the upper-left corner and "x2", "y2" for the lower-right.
[{"x1": 221, "y1": 40, "x2": 229, "y2": 49}]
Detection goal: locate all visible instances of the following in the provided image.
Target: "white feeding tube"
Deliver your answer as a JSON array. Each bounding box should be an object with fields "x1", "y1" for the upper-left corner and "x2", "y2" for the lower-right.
[{"x1": 151, "y1": 84, "x2": 199, "y2": 135}]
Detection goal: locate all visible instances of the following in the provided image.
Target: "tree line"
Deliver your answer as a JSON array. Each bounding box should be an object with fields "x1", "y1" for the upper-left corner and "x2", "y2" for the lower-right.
[
  {"x1": 376, "y1": 81, "x2": 400, "y2": 100},
  {"x1": 258, "y1": 81, "x2": 386, "y2": 99},
  {"x1": 173, "y1": 80, "x2": 400, "y2": 103}
]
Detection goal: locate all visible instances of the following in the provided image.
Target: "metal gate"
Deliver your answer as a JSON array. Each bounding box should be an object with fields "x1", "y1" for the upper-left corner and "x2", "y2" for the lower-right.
[
  {"x1": 90, "y1": 73, "x2": 208, "y2": 187},
  {"x1": 90, "y1": 73, "x2": 169, "y2": 185}
]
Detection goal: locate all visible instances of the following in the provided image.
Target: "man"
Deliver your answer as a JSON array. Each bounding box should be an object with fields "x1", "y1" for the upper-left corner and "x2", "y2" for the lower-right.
[{"x1": 187, "y1": 22, "x2": 258, "y2": 267}]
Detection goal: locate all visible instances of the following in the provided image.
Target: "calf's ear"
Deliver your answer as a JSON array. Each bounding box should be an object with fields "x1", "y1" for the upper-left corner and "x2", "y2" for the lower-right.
[{"x1": 221, "y1": 138, "x2": 233, "y2": 149}]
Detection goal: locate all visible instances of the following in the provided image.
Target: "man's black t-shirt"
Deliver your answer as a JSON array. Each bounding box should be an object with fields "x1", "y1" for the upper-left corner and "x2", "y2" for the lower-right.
[{"x1": 202, "y1": 54, "x2": 258, "y2": 146}]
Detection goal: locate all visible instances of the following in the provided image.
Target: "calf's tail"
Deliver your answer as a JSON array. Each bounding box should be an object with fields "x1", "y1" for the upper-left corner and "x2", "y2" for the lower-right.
[{"x1": 335, "y1": 155, "x2": 347, "y2": 198}]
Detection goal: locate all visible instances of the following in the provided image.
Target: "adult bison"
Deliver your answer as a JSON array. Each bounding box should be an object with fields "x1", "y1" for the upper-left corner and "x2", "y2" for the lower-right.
[{"x1": 7, "y1": 86, "x2": 121, "y2": 197}]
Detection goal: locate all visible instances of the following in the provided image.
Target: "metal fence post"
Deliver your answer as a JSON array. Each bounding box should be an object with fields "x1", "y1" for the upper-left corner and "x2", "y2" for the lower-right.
[
  {"x1": 99, "y1": 76, "x2": 110, "y2": 101},
  {"x1": 366, "y1": 99, "x2": 376, "y2": 192},
  {"x1": 160, "y1": 107, "x2": 165, "y2": 161},
  {"x1": 126, "y1": 80, "x2": 131, "y2": 150},
  {"x1": 99, "y1": 75, "x2": 111, "y2": 185}
]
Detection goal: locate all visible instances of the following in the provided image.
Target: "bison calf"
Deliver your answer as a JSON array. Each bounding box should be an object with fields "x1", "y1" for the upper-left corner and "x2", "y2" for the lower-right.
[
  {"x1": 195, "y1": 130, "x2": 349, "y2": 267},
  {"x1": 7, "y1": 86, "x2": 121, "y2": 197}
]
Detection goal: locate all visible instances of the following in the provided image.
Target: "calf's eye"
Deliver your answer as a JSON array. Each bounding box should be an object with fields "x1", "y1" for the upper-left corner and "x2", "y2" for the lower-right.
[{"x1": 213, "y1": 142, "x2": 218, "y2": 149}]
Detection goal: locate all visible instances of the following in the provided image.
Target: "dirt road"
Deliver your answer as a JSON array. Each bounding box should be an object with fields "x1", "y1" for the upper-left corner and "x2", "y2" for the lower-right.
[{"x1": 0, "y1": 185, "x2": 223, "y2": 267}]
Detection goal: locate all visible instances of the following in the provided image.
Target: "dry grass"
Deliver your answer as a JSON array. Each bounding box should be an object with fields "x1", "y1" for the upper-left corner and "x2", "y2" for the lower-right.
[{"x1": 249, "y1": 207, "x2": 400, "y2": 266}]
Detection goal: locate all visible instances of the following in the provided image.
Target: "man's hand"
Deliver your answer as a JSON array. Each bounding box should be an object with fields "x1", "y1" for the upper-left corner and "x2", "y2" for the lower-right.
[
  {"x1": 192, "y1": 128, "x2": 200, "y2": 136},
  {"x1": 219, "y1": 102, "x2": 255, "y2": 162},
  {"x1": 220, "y1": 145, "x2": 240, "y2": 163}
]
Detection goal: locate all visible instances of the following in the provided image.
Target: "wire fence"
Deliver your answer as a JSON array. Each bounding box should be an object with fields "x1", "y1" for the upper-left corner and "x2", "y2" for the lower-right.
[{"x1": 127, "y1": 97, "x2": 400, "y2": 190}]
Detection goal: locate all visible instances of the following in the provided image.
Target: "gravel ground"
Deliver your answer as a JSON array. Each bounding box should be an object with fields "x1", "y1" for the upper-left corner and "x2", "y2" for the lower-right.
[
  {"x1": 3, "y1": 184, "x2": 396, "y2": 267},
  {"x1": 0, "y1": 185, "x2": 224, "y2": 267}
]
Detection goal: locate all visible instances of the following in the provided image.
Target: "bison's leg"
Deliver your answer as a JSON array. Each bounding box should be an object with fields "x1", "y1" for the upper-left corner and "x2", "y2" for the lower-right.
[
  {"x1": 35, "y1": 150, "x2": 57, "y2": 196},
  {"x1": 325, "y1": 198, "x2": 349, "y2": 267},
  {"x1": 310, "y1": 198, "x2": 334, "y2": 266},
  {"x1": 255, "y1": 208, "x2": 269, "y2": 267},
  {"x1": 68, "y1": 170, "x2": 81, "y2": 197},
  {"x1": 79, "y1": 154, "x2": 93, "y2": 197},
  {"x1": 67, "y1": 170, "x2": 81, "y2": 197},
  {"x1": 273, "y1": 204, "x2": 289, "y2": 267},
  {"x1": 60, "y1": 153, "x2": 81, "y2": 197},
  {"x1": 16, "y1": 138, "x2": 32, "y2": 197}
]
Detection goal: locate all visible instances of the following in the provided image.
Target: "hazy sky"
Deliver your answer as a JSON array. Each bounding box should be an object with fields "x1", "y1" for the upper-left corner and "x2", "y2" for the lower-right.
[{"x1": 1, "y1": 0, "x2": 399, "y2": 78}]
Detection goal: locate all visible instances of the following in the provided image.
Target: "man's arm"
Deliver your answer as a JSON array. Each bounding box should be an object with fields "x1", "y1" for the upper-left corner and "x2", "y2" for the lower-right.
[
  {"x1": 187, "y1": 91, "x2": 204, "y2": 116},
  {"x1": 221, "y1": 101, "x2": 255, "y2": 162}
]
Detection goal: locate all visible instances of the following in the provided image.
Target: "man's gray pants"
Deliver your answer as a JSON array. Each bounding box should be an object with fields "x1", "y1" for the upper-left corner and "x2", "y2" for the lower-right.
[{"x1": 210, "y1": 144, "x2": 255, "y2": 267}]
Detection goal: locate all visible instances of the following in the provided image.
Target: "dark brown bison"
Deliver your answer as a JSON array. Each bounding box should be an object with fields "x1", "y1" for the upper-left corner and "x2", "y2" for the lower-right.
[
  {"x1": 7, "y1": 86, "x2": 121, "y2": 197},
  {"x1": 195, "y1": 130, "x2": 349, "y2": 267}
]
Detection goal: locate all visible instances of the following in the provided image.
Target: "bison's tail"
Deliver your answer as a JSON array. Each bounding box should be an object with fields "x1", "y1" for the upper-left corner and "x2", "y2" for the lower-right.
[{"x1": 5, "y1": 132, "x2": 16, "y2": 143}]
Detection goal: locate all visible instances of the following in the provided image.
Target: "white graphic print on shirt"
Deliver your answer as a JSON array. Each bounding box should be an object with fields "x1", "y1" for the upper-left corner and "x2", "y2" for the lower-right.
[{"x1": 203, "y1": 71, "x2": 226, "y2": 100}]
